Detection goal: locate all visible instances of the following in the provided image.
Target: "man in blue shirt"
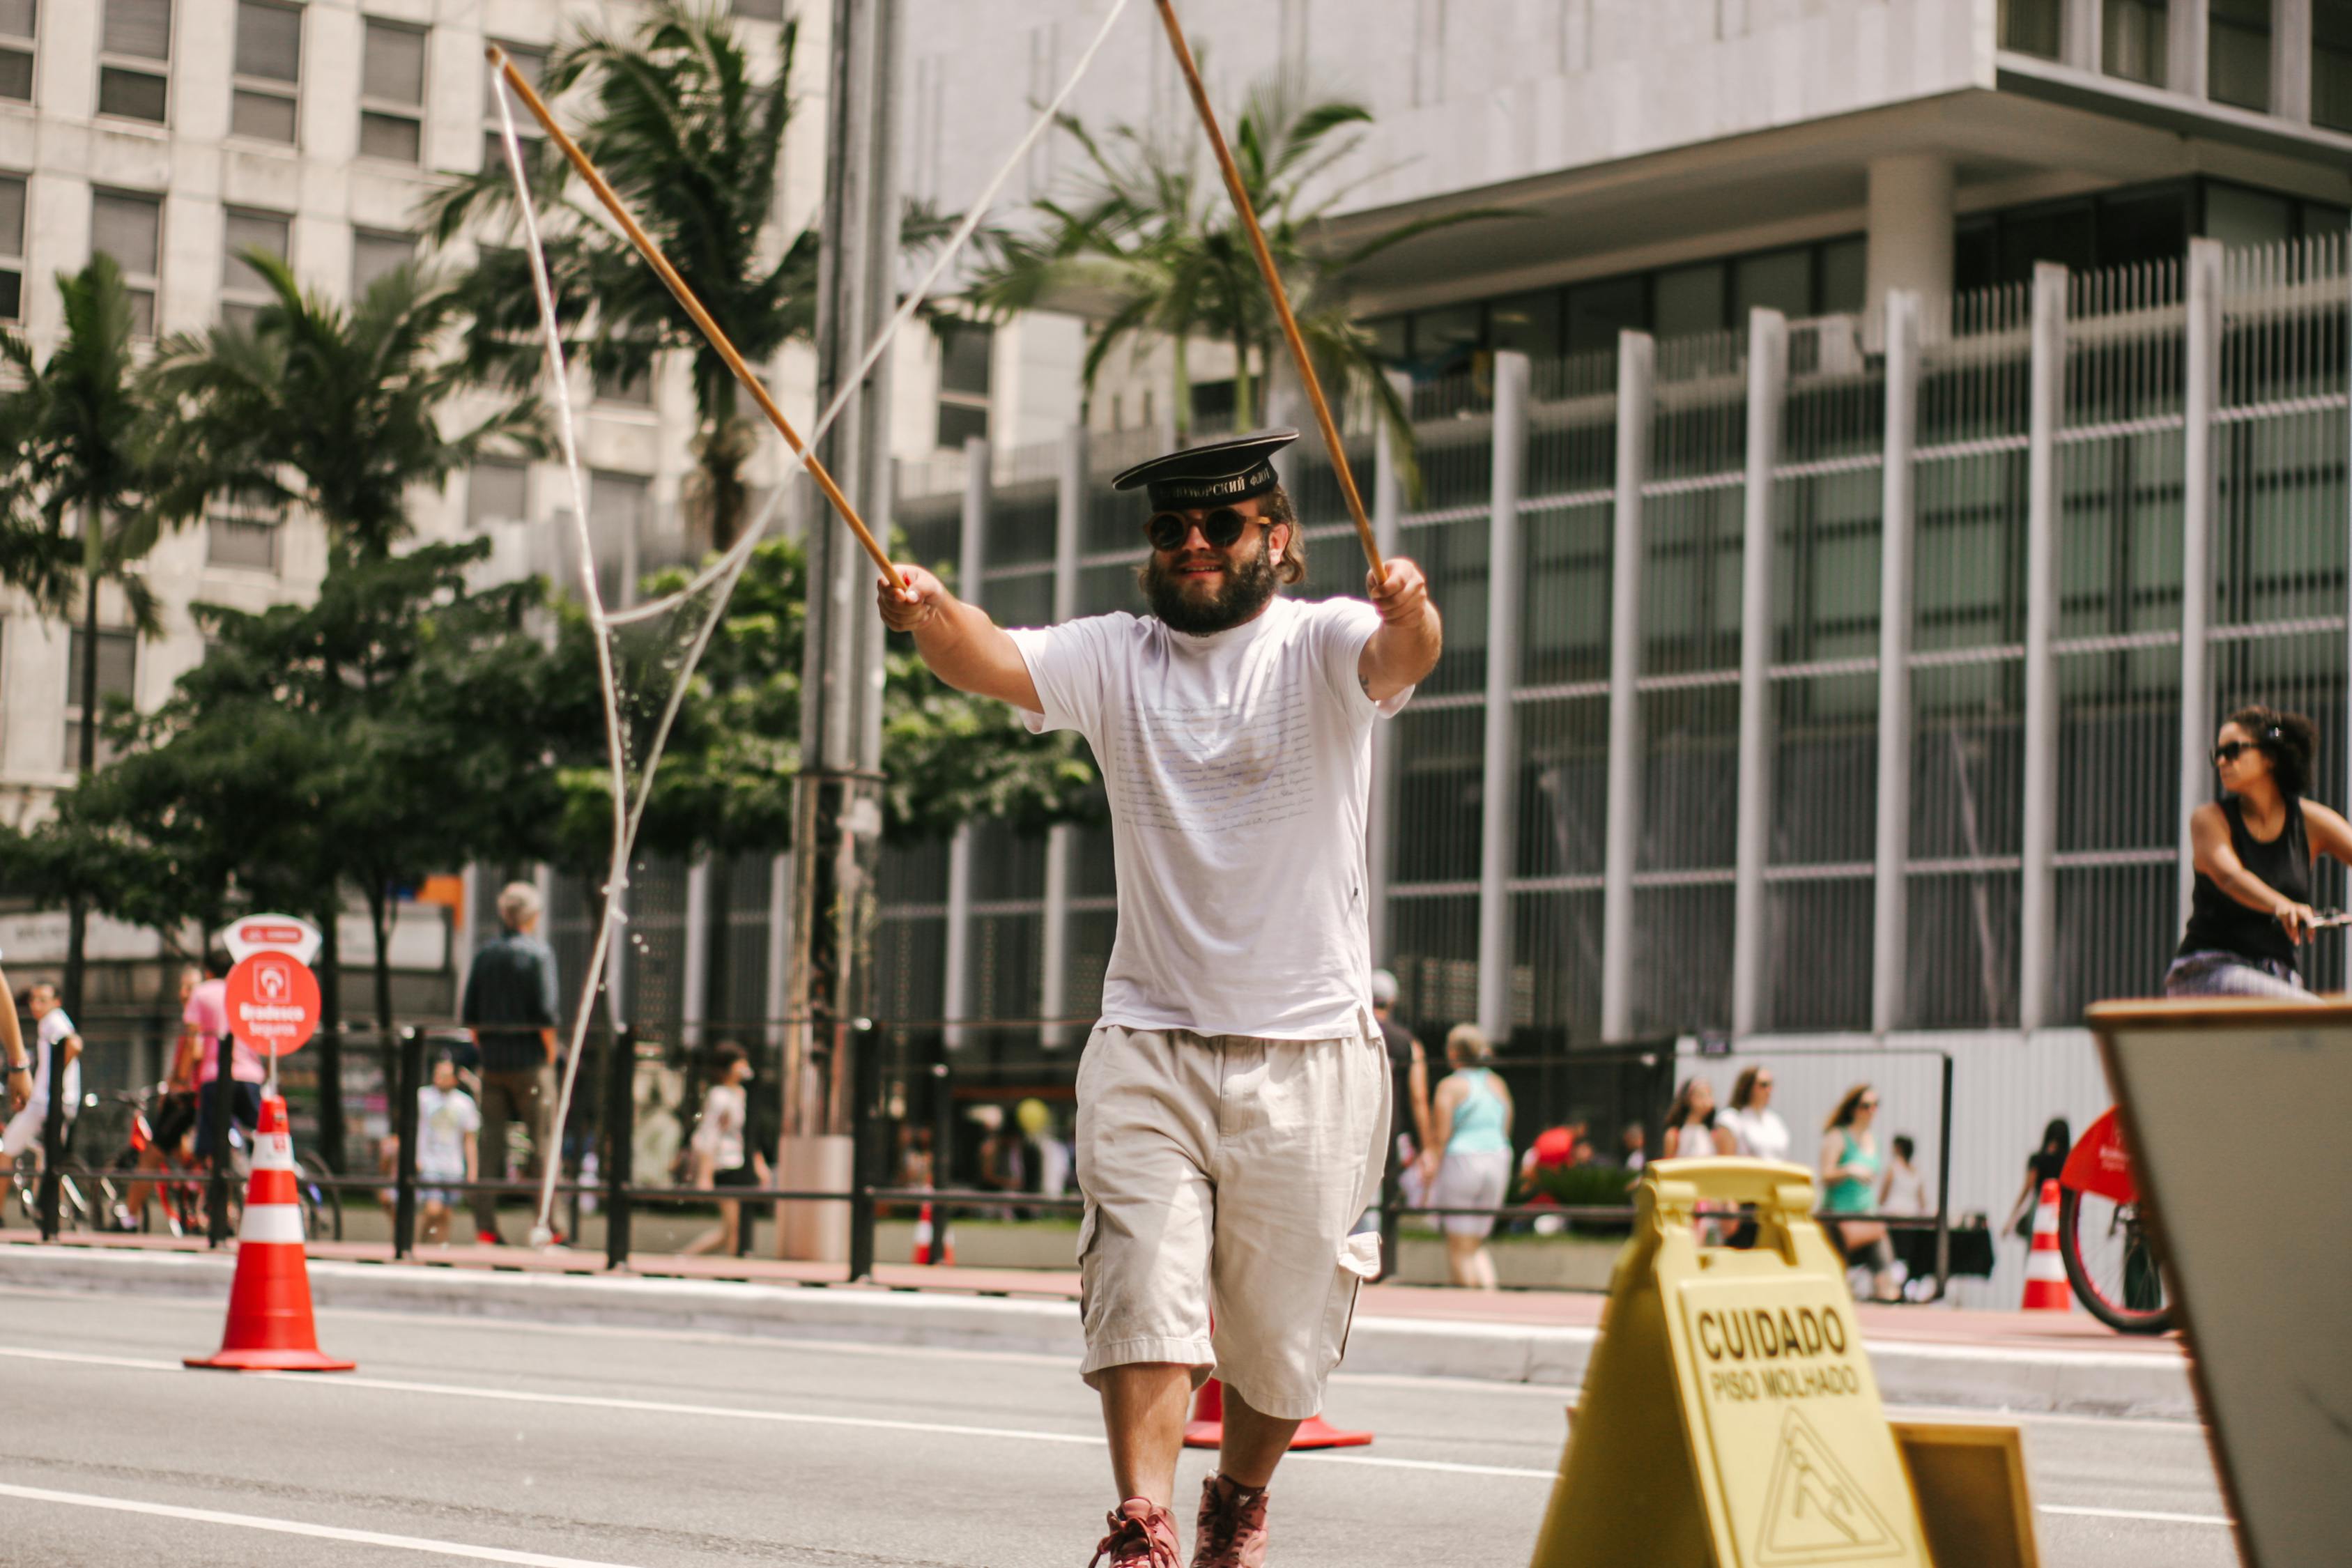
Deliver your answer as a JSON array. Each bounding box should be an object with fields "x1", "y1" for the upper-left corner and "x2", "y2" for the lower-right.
[{"x1": 461, "y1": 882, "x2": 560, "y2": 1244}]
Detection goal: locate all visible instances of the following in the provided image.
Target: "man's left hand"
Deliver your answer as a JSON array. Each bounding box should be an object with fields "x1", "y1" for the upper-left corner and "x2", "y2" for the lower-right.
[{"x1": 1367, "y1": 556, "x2": 1429, "y2": 625}]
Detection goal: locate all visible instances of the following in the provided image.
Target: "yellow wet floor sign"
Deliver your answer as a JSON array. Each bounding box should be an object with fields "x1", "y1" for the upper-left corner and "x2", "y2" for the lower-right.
[{"x1": 1530, "y1": 1158, "x2": 1932, "y2": 1568}]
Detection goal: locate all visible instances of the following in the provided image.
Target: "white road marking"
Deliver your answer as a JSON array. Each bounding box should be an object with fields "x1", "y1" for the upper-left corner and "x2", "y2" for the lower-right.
[
  {"x1": 0, "y1": 1482, "x2": 646, "y2": 1567},
  {"x1": 0, "y1": 1343, "x2": 2234, "y2": 1523}
]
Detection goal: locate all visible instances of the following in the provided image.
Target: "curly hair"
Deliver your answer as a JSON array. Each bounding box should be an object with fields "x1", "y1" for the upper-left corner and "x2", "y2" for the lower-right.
[
  {"x1": 2226, "y1": 705, "x2": 2319, "y2": 795},
  {"x1": 1261, "y1": 485, "x2": 1306, "y2": 585}
]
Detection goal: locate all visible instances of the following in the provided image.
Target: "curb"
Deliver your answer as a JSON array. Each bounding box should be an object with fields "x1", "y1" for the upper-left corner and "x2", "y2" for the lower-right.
[{"x1": 0, "y1": 1247, "x2": 2197, "y2": 1421}]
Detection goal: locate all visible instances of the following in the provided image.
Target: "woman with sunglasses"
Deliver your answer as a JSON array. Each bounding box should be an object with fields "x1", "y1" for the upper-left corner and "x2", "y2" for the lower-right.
[
  {"x1": 1820, "y1": 1084, "x2": 1899, "y2": 1302},
  {"x1": 2167, "y1": 705, "x2": 2352, "y2": 999}
]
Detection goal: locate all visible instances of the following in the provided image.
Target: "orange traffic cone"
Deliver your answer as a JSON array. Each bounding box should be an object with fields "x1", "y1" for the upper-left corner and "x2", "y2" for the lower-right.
[
  {"x1": 912, "y1": 1200, "x2": 955, "y2": 1266},
  {"x1": 1181, "y1": 1377, "x2": 1373, "y2": 1450},
  {"x1": 2021, "y1": 1178, "x2": 2070, "y2": 1312},
  {"x1": 186, "y1": 1095, "x2": 355, "y2": 1372}
]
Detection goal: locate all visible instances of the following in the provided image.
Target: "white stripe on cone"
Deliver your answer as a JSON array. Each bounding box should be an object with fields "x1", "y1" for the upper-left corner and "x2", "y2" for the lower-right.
[
  {"x1": 2025, "y1": 1250, "x2": 2069, "y2": 1282},
  {"x1": 239, "y1": 1202, "x2": 307, "y2": 1245},
  {"x1": 252, "y1": 1130, "x2": 295, "y2": 1172}
]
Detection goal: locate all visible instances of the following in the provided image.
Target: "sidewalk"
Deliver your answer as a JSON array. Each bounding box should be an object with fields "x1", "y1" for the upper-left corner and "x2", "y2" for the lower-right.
[{"x1": 0, "y1": 1231, "x2": 2197, "y2": 1420}]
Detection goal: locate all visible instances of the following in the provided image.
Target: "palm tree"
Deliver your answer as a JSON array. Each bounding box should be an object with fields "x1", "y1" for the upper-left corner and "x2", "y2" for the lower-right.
[
  {"x1": 965, "y1": 75, "x2": 1513, "y2": 469},
  {"x1": 423, "y1": 1, "x2": 810, "y2": 553},
  {"x1": 141, "y1": 251, "x2": 544, "y2": 1160},
  {"x1": 0, "y1": 255, "x2": 174, "y2": 1017}
]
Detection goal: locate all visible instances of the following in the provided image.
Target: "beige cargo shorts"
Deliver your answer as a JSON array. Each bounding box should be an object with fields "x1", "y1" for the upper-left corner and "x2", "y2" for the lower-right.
[{"x1": 1073, "y1": 1022, "x2": 1391, "y2": 1421}]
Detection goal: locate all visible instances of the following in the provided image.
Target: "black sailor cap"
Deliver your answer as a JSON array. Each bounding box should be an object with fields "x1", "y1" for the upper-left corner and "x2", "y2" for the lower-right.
[{"x1": 1111, "y1": 429, "x2": 1300, "y2": 512}]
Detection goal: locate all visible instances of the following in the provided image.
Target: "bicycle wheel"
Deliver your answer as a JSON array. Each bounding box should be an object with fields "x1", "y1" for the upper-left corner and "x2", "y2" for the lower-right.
[
  {"x1": 296, "y1": 1153, "x2": 341, "y2": 1243},
  {"x1": 2058, "y1": 1185, "x2": 2174, "y2": 1334}
]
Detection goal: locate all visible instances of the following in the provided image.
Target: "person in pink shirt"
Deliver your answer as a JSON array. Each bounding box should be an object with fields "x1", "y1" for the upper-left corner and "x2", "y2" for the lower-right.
[{"x1": 187, "y1": 952, "x2": 263, "y2": 1164}]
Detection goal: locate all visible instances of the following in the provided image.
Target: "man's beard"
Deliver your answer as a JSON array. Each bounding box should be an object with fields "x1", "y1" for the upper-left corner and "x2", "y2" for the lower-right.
[{"x1": 1142, "y1": 536, "x2": 1280, "y2": 636}]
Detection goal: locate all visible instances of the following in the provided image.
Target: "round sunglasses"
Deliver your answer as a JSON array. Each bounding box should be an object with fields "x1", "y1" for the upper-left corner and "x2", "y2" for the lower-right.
[{"x1": 1145, "y1": 507, "x2": 1266, "y2": 553}]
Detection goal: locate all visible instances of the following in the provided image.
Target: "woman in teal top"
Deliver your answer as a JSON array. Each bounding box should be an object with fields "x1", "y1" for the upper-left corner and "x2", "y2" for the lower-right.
[
  {"x1": 1424, "y1": 1025, "x2": 1516, "y2": 1291},
  {"x1": 1818, "y1": 1084, "x2": 1898, "y2": 1302}
]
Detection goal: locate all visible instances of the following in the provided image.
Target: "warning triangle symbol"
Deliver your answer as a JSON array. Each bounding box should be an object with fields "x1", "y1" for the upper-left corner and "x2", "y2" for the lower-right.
[{"x1": 1755, "y1": 1407, "x2": 1905, "y2": 1565}]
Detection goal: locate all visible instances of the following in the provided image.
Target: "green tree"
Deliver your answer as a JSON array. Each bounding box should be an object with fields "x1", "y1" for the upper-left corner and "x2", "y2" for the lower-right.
[
  {"x1": 0, "y1": 255, "x2": 176, "y2": 1018},
  {"x1": 967, "y1": 76, "x2": 1510, "y2": 472},
  {"x1": 425, "y1": 0, "x2": 810, "y2": 553}
]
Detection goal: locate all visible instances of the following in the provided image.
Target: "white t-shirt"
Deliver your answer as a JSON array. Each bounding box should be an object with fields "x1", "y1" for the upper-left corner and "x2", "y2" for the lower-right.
[
  {"x1": 1883, "y1": 1161, "x2": 1931, "y2": 1217},
  {"x1": 415, "y1": 1084, "x2": 481, "y2": 1180},
  {"x1": 1010, "y1": 595, "x2": 1411, "y2": 1039},
  {"x1": 33, "y1": 1008, "x2": 80, "y2": 1116},
  {"x1": 1723, "y1": 1105, "x2": 1791, "y2": 1164},
  {"x1": 691, "y1": 1082, "x2": 748, "y2": 1171}
]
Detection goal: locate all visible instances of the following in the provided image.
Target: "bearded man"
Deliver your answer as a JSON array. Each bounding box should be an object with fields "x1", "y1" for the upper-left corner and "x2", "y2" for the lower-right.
[{"x1": 878, "y1": 430, "x2": 1442, "y2": 1566}]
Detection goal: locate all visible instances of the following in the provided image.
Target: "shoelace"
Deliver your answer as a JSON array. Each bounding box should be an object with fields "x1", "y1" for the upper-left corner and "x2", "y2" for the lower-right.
[
  {"x1": 1090, "y1": 1510, "x2": 1178, "y2": 1568},
  {"x1": 1195, "y1": 1486, "x2": 1261, "y2": 1562}
]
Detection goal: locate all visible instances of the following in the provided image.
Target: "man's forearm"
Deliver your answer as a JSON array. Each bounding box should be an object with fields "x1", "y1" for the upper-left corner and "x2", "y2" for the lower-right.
[
  {"x1": 912, "y1": 594, "x2": 1013, "y2": 694},
  {"x1": 1364, "y1": 606, "x2": 1443, "y2": 697}
]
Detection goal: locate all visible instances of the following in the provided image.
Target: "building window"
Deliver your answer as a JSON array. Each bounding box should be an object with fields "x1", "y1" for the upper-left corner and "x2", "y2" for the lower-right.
[
  {"x1": 63, "y1": 627, "x2": 137, "y2": 769},
  {"x1": 0, "y1": 174, "x2": 22, "y2": 323},
  {"x1": 468, "y1": 461, "x2": 530, "y2": 530},
  {"x1": 220, "y1": 208, "x2": 290, "y2": 330},
  {"x1": 0, "y1": 0, "x2": 33, "y2": 104},
  {"x1": 589, "y1": 470, "x2": 649, "y2": 608},
  {"x1": 2102, "y1": 0, "x2": 2168, "y2": 86},
  {"x1": 206, "y1": 498, "x2": 281, "y2": 574},
  {"x1": 2208, "y1": 0, "x2": 2273, "y2": 111},
  {"x1": 731, "y1": 0, "x2": 786, "y2": 19},
  {"x1": 597, "y1": 362, "x2": 654, "y2": 407},
  {"x1": 90, "y1": 190, "x2": 161, "y2": 337},
  {"x1": 360, "y1": 18, "x2": 426, "y2": 164},
  {"x1": 231, "y1": 0, "x2": 301, "y2": 144},
  {"x1": 99, "y1": 0, "x2": 172, "y2": 124},
  {"x1": 351, "y1": 228, "x2": 413, "y2": 298},
  {"x1": 936, "y1": 323, "x2": 992, "y2": 449},
  {"x1": 2316, "y1": 1, "x2": 2352, "y2": 132},
  {"x1": 482, "y1": 41, "x2": 547, "y2": 171},
  {"x1": 1999, "y1": 0, "x2": 2061, "y2": 58}
]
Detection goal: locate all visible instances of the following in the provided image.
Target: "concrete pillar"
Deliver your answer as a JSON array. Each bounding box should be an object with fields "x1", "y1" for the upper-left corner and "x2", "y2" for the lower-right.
[
  {"x1": 2178, "y1": 241, "x2": 2223, "y2": 928},
  {"x1": 682, "y1": 854, "x2": 711, "y2": 1048},
  {"x1": 1865, "y1": 155, "x2": 1955, "y2": 313},
  {"x1": 1599, "y1": 332, "x2": 1656, "y2": 1044},
  {"x1": 2169, "y1": 0, "x2": 2209, "y2": 97},
  {"x1": 942, "y1": 435, "x2": 989, "y2": 1049},
  {"x1": 1730, "y1": 309, "x2": 1789, "y2": 1039},
  {"x1": 1367, "y1": 371, "x2": 1411, "y2": 967},
  {"x1": 1040, "y1": 424, "x2": 1085, "y2": 1047},
  {"x1": 1872, "y1": 291, "x2": 1923, "y2": 1035},
  {"x1": 764, "y1": 853, "x2": 792, "y2": 1050},
  {"x1": 1477, "y1": 352, "x2": 1531, "y2": 1041},
  {"x1": 2018, "y1": 261, "x2": 2068, "y2": 1033}
]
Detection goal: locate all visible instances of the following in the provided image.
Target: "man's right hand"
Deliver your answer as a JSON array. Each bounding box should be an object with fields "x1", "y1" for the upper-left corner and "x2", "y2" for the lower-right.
[
  {"x1": 6, "y1": 1064, "x2": 28, "y2": 1115},
  {"x1": 877, "y1": 565, "x2": 947, "y2": 633}
]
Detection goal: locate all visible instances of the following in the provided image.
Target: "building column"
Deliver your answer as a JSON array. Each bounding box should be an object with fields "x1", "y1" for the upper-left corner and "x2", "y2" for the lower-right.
[
  {"x1": 764, "y1": 853, "x2": 792, "y2": 1050},
  {"x1": 2168, "y1": 0, "x2": 2210, "y2": 98},
  {"x1": 1730, "y1": 309, "x2": 1789, "y2": 1039},
  {"x1": 682, "y1": 854, "x2": 712, "y2": 1048},
  {"x1": 1865, "y1": 155, "x2": 1954, "y2": 315},
  {"x1": 2018, "y1": 261, "x2": 2069, "y2": 1033},
  {"x1": 457, "y1": 862, "x2": 482, "y2": 999},
  {"x1": 1599, "y1": 332, "x2": 1656, "y2": 1044},
  {"x1": 1477, "y1": 352, "x2": 1532, "y2": 1041},
  {"x1": 1872, "y1": 291, "x2": 1923, "y2": 1036},
  {"x1": 942, "y1": 435, "x2": 989, "y2": 1049},
  {"x1": 2274, "y1": 0, "x2": 2314, "y2": 121},
  {"x1": 1367, "y1": 371, "x2": 1411, "y2": 968},
  {"x1": 2178, "y1": 240, "x2": 2223, "y2": 928},
  {"x1": 1040, "y1": 424, "x2": 1085, "y2": 1046}
]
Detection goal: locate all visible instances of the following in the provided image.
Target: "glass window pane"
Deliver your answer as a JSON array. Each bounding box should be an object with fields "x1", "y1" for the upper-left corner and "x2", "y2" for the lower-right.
[
  {"x1": 98, "y1": 64, "x2": 168, "y2": 121},
  {"x1": 1367, "y1": 314, "x2": 1408, "y2": 362},
  {"x1": 1487, "y1": 289, "x2": 1562, "y2": 358},
  {"x1": 485, "y1": 43, "x2": 547, "y2": 114},
  {"x1": 206, "y1": 516, "x2": 279, "y2": 571},
  {"x1": 732, "y1": 0, "x2": 787, "y2": 19},
  {"x1": 939, "y1": 325, "x2": 992, "y2": 396},
  {"x1": 1998, "y1": 201, "x2": 2095, "y2": 279},
  {"x1": 1732, "y1": 248, "x2": 1811, "y2": 320},
  {"x1": 231, "y1": 86, "x2": 296, "y2": 142},
  {"x1": 468, "y1": 462, "x2": 529, "y2": 528},
  {"x1": 68, "y1": 628, "x2": 138, "y2": 702},
  {"x1": 91, "y1": 192, "x2": 160, "y2": 275},
  {"x1": 2204, "y1": 183, "x2": 2293, "y2": 248},
  {"x1": 351, "y1": 230, "x2": 413, "y2": 297},
  {"x1": 222, "y1": 210, "x2": 288, "y2": 296},
  {"x1": 937, "y1": 400, "x2": 988, "y2": 449},
  {"x1": 0, "y1": 271, "x2": 20, "y2": 321},
  {"x1": 2316, "y1": 0, "x2": 2352, "y2": 132},
  {"x1": 103, "y1": 0, "x2": 171, "y2": 61},
  {"x1": 2208, "y1": 0, "x2": 2273, "y2": 110},
  {"x1": 1565, "y1": 275, "x2": 1645, "y2": 353},
  {"x1": 0, "y1": 176, "x2": 22, "y2": 252},
  {"x1": 0, "y1": 0, "x2": 35, "y2": 39},
  {"x1": 2096, "y1": 186, "x2": 2188, "y2": 267},
  {"x1": 1817, "y1": 237, "x2": 1866, "y2": 314},
  {"x1": 1652, "y1": 261, "x2": 1726, "y2": 338},
  {"x1": 1999, "y1": 0, "x2": 2061, "y2": 56},
  {"x1": 360, "y1": 112, "x2": 421, "y2": 163},
  {"x1": 0, "y1": 47, "x2": 26, "y2": 101},
  {"x1": 235, "y1": 1, "x2": 299, "y2": 80},
  {"x1": 127, "y1": 286, "x2": 154, "y2": 337},
  {"x1": 1411, "y1": 302, "x2": 1482, "y2": 372},
  {"x1": 2102, "y1": 0, "x2": 2169, "y2": 86},
  {"x1": 362, "y1": 22, "x2": 424, "y2": 105}
]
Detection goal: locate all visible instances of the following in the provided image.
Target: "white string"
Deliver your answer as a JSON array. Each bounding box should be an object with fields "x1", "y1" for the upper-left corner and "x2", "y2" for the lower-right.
[{"x1": 486, "y1": 0, "x2": 1134, "y2": 1247}]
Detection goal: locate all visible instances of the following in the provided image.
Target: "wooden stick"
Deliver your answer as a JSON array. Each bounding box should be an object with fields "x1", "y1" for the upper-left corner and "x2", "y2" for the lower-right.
[
  {"x1": 486, "y1": 47, "x2": 902, "y2": 589},
  {"x1": 1148, "y1": 1, "x2": 1385, "y2": 581}
]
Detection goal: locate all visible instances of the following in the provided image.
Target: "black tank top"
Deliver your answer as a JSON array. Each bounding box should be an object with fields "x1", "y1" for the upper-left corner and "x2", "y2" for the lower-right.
[{"x1": 2178, "y1": 796, "x2": 2311, "y2": 971}]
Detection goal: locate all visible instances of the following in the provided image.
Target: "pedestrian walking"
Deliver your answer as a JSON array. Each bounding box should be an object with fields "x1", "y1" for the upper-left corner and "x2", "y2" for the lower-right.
[
  {"x1": 461, "y1": 882, "x2": 561, "y2": 1245},
  {"x1": 879, "y1": 426, "x2": 1440, "y2": 1565},
  {"x1": 1820, "y1": 1084, "x2": 1898, "y2": 1302},
  {"x1": 3, "y1": 984, "x2": 80, "y2": 1167},
  {"x1": 2166, "y1": 705, "x2": 2352, "y2": 999},
  {"x1": 0, "y1": 949, "x2": 31, "y2": 1135},
  {"x1": 1881, "y1": 1132, "x2": 1935, "y2": 1297},
  {"x1": 1363, "y1": 969, "x2": 1431, "y2": 1247},
  {"x1": 414, "y1": 1054, "x2": 480, "y2": 1246},
  {"x1": 184, "y1": 955, "x2": 259, "y2": 1167},
  {"x1": 2003, "y1": 1117, "x2": 2073, "y2": 1244},
  {"x1": 682, "y1": 1043, "x2": 768, "y2": 1257},
  {"x1": 1719, "y1": 1066, "x2": 1790, "y2": 1163},
  {"x1": 1423, "y1": 1024, "x2": 1515, "y2": 1291}
]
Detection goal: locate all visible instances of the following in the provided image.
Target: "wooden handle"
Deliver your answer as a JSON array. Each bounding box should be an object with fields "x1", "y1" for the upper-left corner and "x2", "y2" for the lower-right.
[
  {"x1": 487, "y1": 47, "x2": 903, "y2": 590},
  {"x1": 1148, "y1": 2, "x2": 1385, "y2": 581}
]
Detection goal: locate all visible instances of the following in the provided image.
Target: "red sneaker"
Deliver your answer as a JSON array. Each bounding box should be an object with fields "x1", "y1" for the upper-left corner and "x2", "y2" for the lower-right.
[
  {"x1": 1091, "y1": 1498, "x2": 1181, "y2": 1567},
  {"x1": 1191, "y1": 1475, "x2": 1268, "y2": 1568},
  {"x1": 474, "y1": 1229, "x2": 502, "y2": 1245}
]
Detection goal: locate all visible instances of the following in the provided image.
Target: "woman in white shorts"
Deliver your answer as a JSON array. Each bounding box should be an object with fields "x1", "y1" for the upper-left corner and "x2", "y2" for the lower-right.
[{"x1": 1422, "y1": 1025, "x2": 1514, "y2": 1291}]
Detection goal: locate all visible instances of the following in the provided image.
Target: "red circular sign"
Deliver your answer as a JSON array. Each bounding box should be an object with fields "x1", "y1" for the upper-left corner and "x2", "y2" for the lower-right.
[{"x1": 225, "y1": 952, "x2": 321, "y2": 1058}]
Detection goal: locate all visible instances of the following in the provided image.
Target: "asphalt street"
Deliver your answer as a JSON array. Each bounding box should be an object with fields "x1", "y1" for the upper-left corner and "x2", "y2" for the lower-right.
[{"x1": 0, "y1": 1286, "x2": 2236, "y2": 1567}]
